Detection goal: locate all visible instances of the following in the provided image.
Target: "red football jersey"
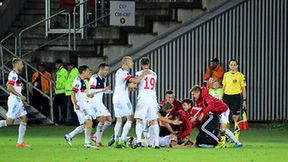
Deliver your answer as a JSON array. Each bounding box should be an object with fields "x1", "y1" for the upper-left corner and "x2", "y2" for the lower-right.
[{"x1": 194, "y1": 87, "x2": 228, "y2": 116}]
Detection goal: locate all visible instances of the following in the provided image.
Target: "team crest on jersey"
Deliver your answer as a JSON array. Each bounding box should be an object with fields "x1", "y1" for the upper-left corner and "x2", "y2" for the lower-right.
[
  {"x1": 233, "y1": 79, "x2": 238, "y2": 83},
  {"x1": 12, "y1": 76, "x2": 16, "y2": 80},
  {"x1": 75, "y1": 84, "x2": 80, "y2": 88}
]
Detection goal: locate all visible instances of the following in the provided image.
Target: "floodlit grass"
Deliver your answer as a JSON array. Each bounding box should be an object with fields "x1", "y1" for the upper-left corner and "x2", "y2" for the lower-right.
[{"x1": 0, "y1": 124, "x2": 287, "y2": 162}]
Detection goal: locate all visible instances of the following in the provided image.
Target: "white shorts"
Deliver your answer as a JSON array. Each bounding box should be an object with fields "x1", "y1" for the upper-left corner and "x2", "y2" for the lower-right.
[
  {"x1": 6, "y1": 96, "x2": 27, "y2": 119},
  {"x1": 159, "y1": 135, "x2": 177, "y2": 147},
  {"x1": 219, "y1": 109, "x2": 230, "y2": 124},
  {"x1": 74, "y1": 105, "x2": 94, "y2": 124},
  {"x1": 134, "y1": 99, "x2": 158, "y2": 121},
  {"x1": 113, "y1": 102, "x2": 133, "y2": 118},
  {"x1": 90, "y1": 102, "x2": 111, "y2": 117}
]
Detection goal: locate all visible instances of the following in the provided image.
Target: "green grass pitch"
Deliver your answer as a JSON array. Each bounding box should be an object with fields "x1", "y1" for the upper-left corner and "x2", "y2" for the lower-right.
[{"x1": 0, "y1": 124, "x2": 287, "y2": 162}]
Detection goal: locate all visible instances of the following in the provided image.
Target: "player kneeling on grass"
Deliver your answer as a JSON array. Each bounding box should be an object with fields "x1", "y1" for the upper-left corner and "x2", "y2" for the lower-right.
[
  {"x1": 64, "y1": 65, "x2": 96, "y2": 148},
  {"x1": 89, "y1": 63, "x2": 113, "y2": 147},
  {"x1": 191, "y1": 85, "x2": 243, "y2": 148},
  {"x1": 0, "y1": 58, "x2": 30, "y2": 148},
  {"x1": 195, "y1": 114, "x2": 220, "y2": 148},
  {"x1": 158, "y1": 102, "x2": 183, "y2": 137}
]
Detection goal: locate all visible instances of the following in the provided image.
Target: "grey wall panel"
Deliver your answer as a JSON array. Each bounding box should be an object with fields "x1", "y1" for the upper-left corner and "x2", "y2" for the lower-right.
[{"x1": 105, "y1": 0, "x2": 288, "y2": 121}]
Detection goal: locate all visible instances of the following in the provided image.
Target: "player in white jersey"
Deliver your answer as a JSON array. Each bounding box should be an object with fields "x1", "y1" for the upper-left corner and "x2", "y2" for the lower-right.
[
  {"x1": 112, "y1": 56, "x2": 149, "y2": 148},
  {"x1": 134, "y1": 57, "x2": 160, "y2": 149},
  {"x1": 89, "y1": 63, "x2": 112, "y2": 147},
  {"x1": 64, "y1": 65, "x2": 96, "y2": 148},
  {"x1": 0, "y1": 58, "x2": 30, "y2": 148}
]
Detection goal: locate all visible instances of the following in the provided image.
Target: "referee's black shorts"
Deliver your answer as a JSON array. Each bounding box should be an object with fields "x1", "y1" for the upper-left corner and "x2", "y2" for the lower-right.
[{"x1": 222, "y1": 94, "x2": 242, "y2": 115}]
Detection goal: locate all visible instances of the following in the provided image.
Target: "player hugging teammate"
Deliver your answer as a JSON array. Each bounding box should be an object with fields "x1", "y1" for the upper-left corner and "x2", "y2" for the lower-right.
[{"x1": 61, "y1": 56, "x2": 244, "y2": 149}]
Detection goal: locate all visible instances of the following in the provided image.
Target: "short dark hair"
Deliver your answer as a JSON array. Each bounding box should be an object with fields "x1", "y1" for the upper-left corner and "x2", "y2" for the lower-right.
[
  {"x1": 165, "y1": 90, "x2": 174, "y2": 95},
  {"x1": 140, "y1": 57, "x2": 150, "y2": 66},
  {"x1": 182, "y1": 98, "x2": 193, "y2": 105},
  {"x1": 211, "y1": 58, "x2": 219, "y2": 63},
  {"x1": 12, "y1": 58, "x2": 21, "y2": 66},
  {"x1": 98, "y1": 63, "x2": 109, "y2": 70},
  {"x1": 67, "y1": 62, "x2": 76, "y2": 67},
  {"x1": 229, "y1": 59, "x2": 238, "y2": 65},
  {"x1": 162, "y1": 102, "x2": 173, "y2": 111},
  {"x1": 172, "y1": 112, "x2": 180, "y2": 120},
  {"x1": 55, "y1": 59, "x2": 63, "y2": 65},
  {"x1": 190, "y1": 85, "x2": 201, "y2": 92},
  {"x1": 78, "y1": 65, "x2": 89, "y2": 74}
]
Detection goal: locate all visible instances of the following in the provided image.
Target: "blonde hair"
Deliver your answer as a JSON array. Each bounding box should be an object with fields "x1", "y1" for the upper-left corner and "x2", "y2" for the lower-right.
[
  {"x1": 12, "y1": 57, "x2": 22, "y2": 66},
  {"x1": 121, "y1": 56, "x2": 133, "y2": 65}
]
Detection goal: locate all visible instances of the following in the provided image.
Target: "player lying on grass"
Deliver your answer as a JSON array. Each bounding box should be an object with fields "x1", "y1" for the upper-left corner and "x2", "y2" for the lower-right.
[
  {"x1": 127, "y1": 134, "x2": 194, "y2": 149},
  {"x1": 89, "y1": 63, "x2": 113, "y2": 147},
  {"x1": 128, "y1": 112, "x2": 194, "y2": 149},
  {"x1": 0, "y1": 58, "x2": 30, "y2": 148},
  {"x1": 191, "y1": 85, "x2": 243, "y2": 148},
  {"x1": 64, "y1": 65, "x2": 97, "y2": 148}
]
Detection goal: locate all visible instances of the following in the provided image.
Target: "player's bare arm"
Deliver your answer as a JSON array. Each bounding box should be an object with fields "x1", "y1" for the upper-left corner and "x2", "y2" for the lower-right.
[
  {"x1": 71, "y1": 91, "x2": 79, "y2": 110},
  {"x1": 7, "y1": 84, "x2": 26, "y2": 100},
  {"x1": 128, "y1": 70, "x2": 150, "y2": 84}
]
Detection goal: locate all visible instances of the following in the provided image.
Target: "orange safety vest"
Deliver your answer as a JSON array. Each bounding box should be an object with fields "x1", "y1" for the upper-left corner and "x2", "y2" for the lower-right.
[
  {"x1": 32, "y1": 71, "x2": 53, "y2": 95},
  {"x1": 204, "y1": 65, "x2": 224, "y2": 89}
]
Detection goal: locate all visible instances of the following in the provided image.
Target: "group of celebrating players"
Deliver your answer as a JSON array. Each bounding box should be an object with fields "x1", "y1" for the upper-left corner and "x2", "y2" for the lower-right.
[{"x1": 0, "y1": 56, "x2": 243, "y2": 149}]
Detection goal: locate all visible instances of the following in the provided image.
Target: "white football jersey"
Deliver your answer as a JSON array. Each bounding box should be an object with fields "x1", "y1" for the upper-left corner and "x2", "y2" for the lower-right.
[
  {"x1": 135, "y1": 70, "x2": 157, "y2": 100},
  {"x1": 112, "y1": 68, "x2": 133, "y2": 103},
  {"x1": 7, "y1": 70, "x2": 22, "y2": 98},
  {"x1": 89, "y1": 74, "x2": 107, "y2": 103},
  {"x1": 72, "y1": 76, "x2": 88, "y2": 107}
]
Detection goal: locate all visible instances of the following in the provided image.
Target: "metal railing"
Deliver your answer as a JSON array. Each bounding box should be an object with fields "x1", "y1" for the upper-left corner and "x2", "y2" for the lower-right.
[
  {"x1": 18, "y1": 9, "x2": 69, "y2": 57},
  {"x1": 73, "y1": 0, "x2": 89, "y2": 50},
  {"x1": 0, "y1": 44, "x2": 55, "y2": 121}
]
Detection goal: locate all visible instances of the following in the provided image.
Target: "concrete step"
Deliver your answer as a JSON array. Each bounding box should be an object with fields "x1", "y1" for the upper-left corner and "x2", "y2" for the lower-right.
[
  {"x1": 103, "y1": 45, "x2": 133, "y2": 63},
  {"x1": 78, "y1": 56, "x2": 106, "y2": 72},
  {"x1": 128, "y1": 33, "x2": 156, "y2": 48},
  {"x1": 24, "y1": 2, "x2": 60, "y2": 10},
  {"x1": 153, "y1": 20, "x2": 182, "y2": 35},
  {"x1": 20, "y1": 8, "x2": 59, "y2": 15},
  {"x1": 15, "y1": 15, "x2": 45, "y2": 25},
  {"x1": 89, "y1": 27, "x2": 120, "y2": 39}
]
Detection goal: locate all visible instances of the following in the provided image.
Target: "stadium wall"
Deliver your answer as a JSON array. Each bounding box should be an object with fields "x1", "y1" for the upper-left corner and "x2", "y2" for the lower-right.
[{"x1": 105, "y1": 0, "x2": 288, "y2": 122}]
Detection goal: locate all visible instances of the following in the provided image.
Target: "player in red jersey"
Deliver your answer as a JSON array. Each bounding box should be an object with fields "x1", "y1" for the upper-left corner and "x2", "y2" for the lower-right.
[
  {"x1": 190, "y1": 85, "x2": 243, "y2": 148},
  {"x1": 159, "y1": 90, "x2": 183, "y2": 116}
]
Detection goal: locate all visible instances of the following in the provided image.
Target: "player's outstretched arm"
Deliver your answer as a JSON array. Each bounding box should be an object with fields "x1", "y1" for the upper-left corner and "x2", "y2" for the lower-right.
[
  {"x1": 129, "y1": 70, "x2": 150, "y2": 84},
  {"x1": 6, "y1": 84, "x2": 26, "y2": 100}
]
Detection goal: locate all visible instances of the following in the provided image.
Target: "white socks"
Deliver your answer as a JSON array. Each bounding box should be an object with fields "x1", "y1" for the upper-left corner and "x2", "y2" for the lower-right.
[
  {"x1": 150, "y1": 124, "x2": 159, "y2": 147},
  {"x1": 224, "y1": 128, "x2": 240, "y2": 143},
  {"x1": 120, "y1": 121, "x2": 132, "y2": 141},
  {"x1": 136, "y1": 122, "x2": 143, "y2": 143},
  {"x1": 84, "y1": 128, "x2": 92, "y2": 144},
  {"x1": 17, "y1": 122, "x2": 27, "y2": 144},
  {"x1": 0, "y1": 120, "x2": 7, "y2": 127},
  {"x1": 68, "y1": 125, "x2": 85, "y2": 138},
  {"x1": 95, "y1": 122, "x2": 104, "y2": 144},
  {"x1": 103, "y1": 121, "x2": 112, "y2": 131},
  {"x1": 114, "y1": 121, "x2": 122, "y2": 141}
]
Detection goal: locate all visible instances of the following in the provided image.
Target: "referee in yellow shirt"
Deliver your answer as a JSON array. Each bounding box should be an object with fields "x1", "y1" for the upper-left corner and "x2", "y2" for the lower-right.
[{"x1": 222, "y1": 59, "x2": 247, "y2": 140}]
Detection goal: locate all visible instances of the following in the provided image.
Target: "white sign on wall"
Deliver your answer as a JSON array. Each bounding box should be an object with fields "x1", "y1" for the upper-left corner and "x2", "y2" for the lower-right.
[{"x1": 110, "y1": 0, "x2": 135, "y2": 26}]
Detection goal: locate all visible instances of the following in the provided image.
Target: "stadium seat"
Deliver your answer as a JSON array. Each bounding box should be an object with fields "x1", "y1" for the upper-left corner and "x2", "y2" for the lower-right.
[{"x1": 60, "y1": 0, "x2": 75, "y2": 13}]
